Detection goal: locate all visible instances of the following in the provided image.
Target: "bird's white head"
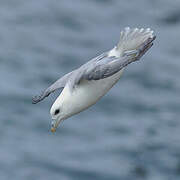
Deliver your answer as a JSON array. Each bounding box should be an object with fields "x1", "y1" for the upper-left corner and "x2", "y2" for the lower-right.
[
  {"x1": 50, "y1": 86, "x2": 72, "y2": 132},
  {"x1": 50, "y1": 99, "x2": 63, "y2": 132}
]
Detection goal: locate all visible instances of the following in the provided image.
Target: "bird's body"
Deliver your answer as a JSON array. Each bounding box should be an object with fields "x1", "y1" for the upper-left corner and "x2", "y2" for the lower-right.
[
  {"x1": 32, "y1": 27, "x2": 156, "y2": 132},
  {"x1": 57, "y1": 69, "x2": 124, "y2": 119}
]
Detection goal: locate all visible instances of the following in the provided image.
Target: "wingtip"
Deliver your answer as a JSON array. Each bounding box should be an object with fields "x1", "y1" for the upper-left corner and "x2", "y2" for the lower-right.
[
  {"x1": 32, "y1": 96, "x2": 40, "y2": 104},
  {"x1": 32, "y1": 90, "x2": 50, "y2": 104},
  {"x1": 135, "y1": 36, "x2": 155, "y2": 60},
  {"x1": 32, "y1": 94, "x2": 44, "y2": 104}
]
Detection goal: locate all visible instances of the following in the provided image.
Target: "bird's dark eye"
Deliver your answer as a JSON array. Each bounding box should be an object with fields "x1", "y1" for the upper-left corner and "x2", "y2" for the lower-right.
[{"x1": 54, "y1": 109, "x2": 60, "y2": 115}]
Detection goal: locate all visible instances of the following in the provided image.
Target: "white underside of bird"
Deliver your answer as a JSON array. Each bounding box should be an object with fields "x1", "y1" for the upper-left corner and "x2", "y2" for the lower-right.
[
  {"x1": 32, "y1": 27, "x2": 155, "y2": 132},
  {"x1": 58, "y1": 68, "x2": 124, "y2": 118}
]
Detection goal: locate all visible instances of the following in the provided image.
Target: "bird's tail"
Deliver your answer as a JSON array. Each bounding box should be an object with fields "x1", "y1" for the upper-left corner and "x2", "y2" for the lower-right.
[{"x1": 108, "y1": 27, "x2": 154, "y2": 57}]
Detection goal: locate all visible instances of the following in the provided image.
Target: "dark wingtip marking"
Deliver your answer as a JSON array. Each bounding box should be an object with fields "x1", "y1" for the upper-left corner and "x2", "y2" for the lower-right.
[
  {"x1": 32, "y1": 91, "x2": 50, "y2": 104},
  {"x1": 32, "y1": 95, "x2": 41, "y2": 104},
  {"x1": 135, "y1": 35, "x2": 156, "y2": 61}
]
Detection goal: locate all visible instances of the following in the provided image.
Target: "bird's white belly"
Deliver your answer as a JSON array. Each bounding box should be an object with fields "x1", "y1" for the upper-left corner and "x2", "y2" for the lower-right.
[{"x1": 70, "y1": 69, "x2": 124, "y2": 114}]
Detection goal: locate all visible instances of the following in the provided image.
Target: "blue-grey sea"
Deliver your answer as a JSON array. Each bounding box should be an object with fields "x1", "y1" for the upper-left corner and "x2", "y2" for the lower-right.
[{"x1": 1, "y1": 0, "x2": 180, "y2": 180}]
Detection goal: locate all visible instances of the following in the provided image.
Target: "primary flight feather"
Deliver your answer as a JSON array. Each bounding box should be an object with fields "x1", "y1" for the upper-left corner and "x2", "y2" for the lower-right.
[{"x1": 32, "y1": 27, "x2": 156, "y2": 132}]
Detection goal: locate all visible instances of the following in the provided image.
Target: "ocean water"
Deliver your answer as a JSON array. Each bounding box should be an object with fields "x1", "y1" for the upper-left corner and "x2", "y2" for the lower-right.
[{"x1": 0, "y1": 0, "x2": 180, "y2": 179}]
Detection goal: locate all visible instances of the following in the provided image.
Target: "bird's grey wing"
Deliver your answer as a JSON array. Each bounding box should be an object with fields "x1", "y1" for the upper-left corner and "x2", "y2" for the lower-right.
[
  {"x1": 32, "y1": 53, "x2": 108, "y2": 103},
  {"x1": 75, "y1": 36, "x2": 155, "y2": 83},
  {"x1": 32, "y1": 72, "x2": 72, "y2": 104}
]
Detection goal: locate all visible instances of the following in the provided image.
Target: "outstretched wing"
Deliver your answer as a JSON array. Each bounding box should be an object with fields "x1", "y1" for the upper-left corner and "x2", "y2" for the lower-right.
[
  {"x1": 32, "y1": 53, "x2": 108, "y2": 104},
  {"x1": 32, "y1": 72, "x2": 72, "y2": 104},
  {"x1": 74, "y1": 36, "x2": 155, "y2": 84}
]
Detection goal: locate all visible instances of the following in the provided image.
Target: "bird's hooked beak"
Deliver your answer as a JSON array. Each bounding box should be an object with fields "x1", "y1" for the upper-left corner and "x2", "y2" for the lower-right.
[
  {"x1": 51, "y1": 119, "x2": 58, "y2": 133},
  {"x1": 50, "y1": 118, "x2": 64, "y2": 133}
]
